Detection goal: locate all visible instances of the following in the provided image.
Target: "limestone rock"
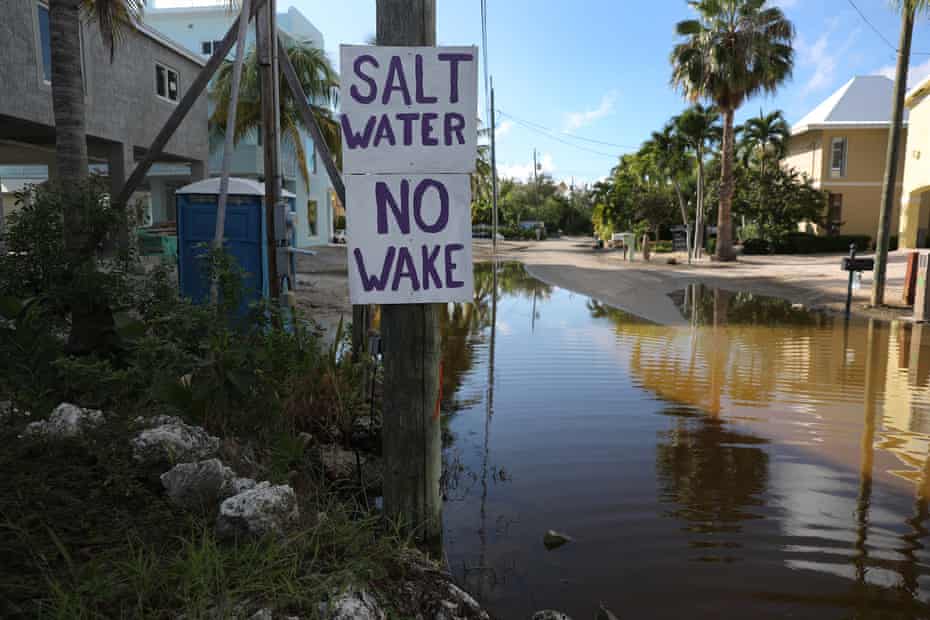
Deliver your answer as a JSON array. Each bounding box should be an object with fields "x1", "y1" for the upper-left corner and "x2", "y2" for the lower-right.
[
  {"x1": 160, "y1": 458, "x2": 243, "y2": 510},
  {"x1": 596, "y1": 604, "x2": 620, "y2": 620},
  {"x1": 216, "y1": 483, "x2": 299, "y2": 539},
  {"x1": 319, "y1": 588, "x2": 385, "y2": 620},
  {"x1": 543, "y1": 530, "x2": 573, "y2": 550},
  {"x1": 23, "y1": 403, "x2": 103, "y2": 439},
  {"x1": 131, "y1": 421, "x2": 220, "y2": 466},
  {"x1": 314, "y1": 444, "x2": 359, "y2": 480},
  {"x1": 432, "y1": 583, "x2": 489, "y2": 620},
  {"x1": 531, "y1": 612, "x2": 573, "y2": 620},
  {"x1": 132, "y1": 414, "x2": 185, "y2": 429}
]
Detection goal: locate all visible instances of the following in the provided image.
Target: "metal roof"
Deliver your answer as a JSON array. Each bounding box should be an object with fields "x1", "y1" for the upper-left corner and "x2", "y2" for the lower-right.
[
  {"x1": 792, "y1": 75, "x2": 906, "y2": 135},
  {"x1": 177, "y1": 177, "x2": 297, "y2": 198}
]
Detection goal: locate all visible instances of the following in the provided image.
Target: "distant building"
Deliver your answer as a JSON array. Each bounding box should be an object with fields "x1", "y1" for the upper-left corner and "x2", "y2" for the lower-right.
[
  {"x1": 784, "y1": 75, "x2": 907, "y2": 239},
  {"x1": 0, "y1": 0, "x2": 210, "y2": 231},
  {"x1": 146, "y1": 5, "x2": 339, "y2": 247}
]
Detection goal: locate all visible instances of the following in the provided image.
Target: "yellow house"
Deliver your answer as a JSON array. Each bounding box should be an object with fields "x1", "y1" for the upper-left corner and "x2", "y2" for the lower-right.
[
  {"x1": 785, "y1": 75, "x2": 906, "y2": 239},
  {"x1": 898, "y1": 75, "x2": 930, "y2": 249}
]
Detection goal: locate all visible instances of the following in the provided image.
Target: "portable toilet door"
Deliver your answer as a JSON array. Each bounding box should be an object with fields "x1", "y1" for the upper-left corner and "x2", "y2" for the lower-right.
[{"x1": 175, "y1": 178, "x2": 296, "y2": 314}]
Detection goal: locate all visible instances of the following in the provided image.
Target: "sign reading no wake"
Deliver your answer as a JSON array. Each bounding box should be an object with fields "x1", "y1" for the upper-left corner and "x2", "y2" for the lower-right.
[{"x1": 341, "y1": 45, "x2": 477, "y2": 305}]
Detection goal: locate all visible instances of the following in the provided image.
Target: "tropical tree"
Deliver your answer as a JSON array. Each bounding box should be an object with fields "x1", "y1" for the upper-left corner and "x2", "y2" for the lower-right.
[
  {"x1": 670, "y1": 0, "x2": 794, "y2": 261},
  {"x1": 673, "y1": 104, "x2": 720, "y2": 258},
  {"x1": 48, "y1": 0, "x2": 145, "y2": 352},
  {"x1": 644, "y1": 124, "x2": 694, "y2": 260},
  {"x1": 739, "y1": 109, "x2": 790, "y2": 172},
  {"x1": 210, "y1": 39, "x2": 340, "y2": 191},
  {"x1": 873, "y1": 0, "x2": 930, "y2": 305}
]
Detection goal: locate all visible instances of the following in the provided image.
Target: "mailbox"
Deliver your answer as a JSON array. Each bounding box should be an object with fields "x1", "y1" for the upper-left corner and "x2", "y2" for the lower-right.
[{"x1": 842, "y1": 257, "x2": 875, "y2": 272}]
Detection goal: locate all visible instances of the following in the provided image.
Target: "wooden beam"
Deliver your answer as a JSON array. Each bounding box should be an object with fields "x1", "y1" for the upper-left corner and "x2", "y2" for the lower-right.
[
  {"x1": 376, "y1": 0, "x2": 442, "y2": 547},
  {"x1": 113, "y1": 0, "x2": 267, "y2": 208},
  {"x1": 277, "y1": 34, "x2": 345, "y2": 207},
  {"x1": 257, "y1": 0, "x2": 281, "y2": 299}
]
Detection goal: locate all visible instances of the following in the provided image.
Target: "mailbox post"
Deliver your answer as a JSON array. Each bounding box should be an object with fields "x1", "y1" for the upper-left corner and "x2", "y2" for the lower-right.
[{"x1": 841, "y1": 243, "x2": 875, "y2": 319}]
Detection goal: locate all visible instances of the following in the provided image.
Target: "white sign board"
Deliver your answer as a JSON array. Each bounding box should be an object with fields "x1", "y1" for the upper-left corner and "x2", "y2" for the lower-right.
[
  {"x1": 340, "y1": 45, "x2": 478, "y2": 174},
  {"x1": 346, "y1": 174, "x2": 474, "y2": 304},
  {"x1": 341, "y1": 44, "x2": 478, "y2": 306}
]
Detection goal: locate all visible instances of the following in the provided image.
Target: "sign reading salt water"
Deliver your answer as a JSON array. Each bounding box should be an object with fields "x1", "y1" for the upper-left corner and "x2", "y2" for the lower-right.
[{"x1": 341, "y1": 45, "x2": 477, "y2": 305}]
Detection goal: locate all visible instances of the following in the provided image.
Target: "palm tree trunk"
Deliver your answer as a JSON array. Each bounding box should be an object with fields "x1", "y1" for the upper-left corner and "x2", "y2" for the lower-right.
[
  {"x1": 49, "y1": 0, "x2": 117, "y2": 353},
  {"x1": 674, "y1": 181, "x2": 692, "y2": 264},
  {"x1": 716, "y1": 107, "x2": 737, "y2": 261},
  {"x1": 872, "y1": 7, "x2": 914, "y2": 306}
]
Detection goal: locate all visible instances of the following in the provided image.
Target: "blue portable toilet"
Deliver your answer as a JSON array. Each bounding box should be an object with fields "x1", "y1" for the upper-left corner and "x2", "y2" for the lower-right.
[{"x1": 175, "y1": 178, "x2": 296, "y2": 313}]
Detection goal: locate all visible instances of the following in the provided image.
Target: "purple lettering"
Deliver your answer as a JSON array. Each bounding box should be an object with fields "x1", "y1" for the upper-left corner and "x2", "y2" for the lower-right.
[
  {"x1": 350, "y1": 55, "x2": 379, "y2": 104},
  {"x1": 383, "y1": 56, "x2": 411, "y2": 105},
  {"x1": 437, "y1": 53, "x2": 473, "y2": 103},
  {"x1": 415, "y1": 54, "x2": 437, "y2": 103},
  {"x1": 444, "y1": 113, "x2": 466, "y2": 146},
  {"x1": 413, "y1": 179, "x2": 449, "y2": 233},
  {"x1": 354, "y1": 247, "x2": 395, "y2": 292},
  {"x1": 373, "y1": 114, "x2": 397, "y2": 147},
  {"x1": 341, "y1": 115, "x2": 377, "y2": 150},
  {"x1": 391, "y1": 247, "x2": 420, "y2": 291},
  {"x1": 396, "y1": 113, "x2": 419, "y2": 145},
  {"x1": 421, "y1": 112, "x2": 439, "y2": 146},
  {"x1": 376, "y1": 180, "x2": 410, "y2": 234},
  {"x1": 444, "y1": 244, "x2": 465, "y2": 289},
  {"x1": 421, "y1": 245, "x2": 442, "y2": 290}
]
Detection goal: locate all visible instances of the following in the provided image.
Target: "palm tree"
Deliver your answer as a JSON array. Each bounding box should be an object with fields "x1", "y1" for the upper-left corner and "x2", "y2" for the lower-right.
[
  {"x1": 671, "y1": 0, "x2": 794, "y2": 261},
  {"x1": 873, "y1": 0, "x2": 930, "y2": 306},
  {"x1": 674, "y1": 104, "x2": 720, "y2": 259},
  {"x1": 210, "y1": 39, "x2": 340, "y2": 192},
  {"x1": 645, "y1": 124, "x2": 694, "y2": 262},
  {"x1": 739, "y1": 109, "x2": 789, "y2": 173},
  {"x1": 47, "y1": 0, "x2": 144, "y2": 352}
]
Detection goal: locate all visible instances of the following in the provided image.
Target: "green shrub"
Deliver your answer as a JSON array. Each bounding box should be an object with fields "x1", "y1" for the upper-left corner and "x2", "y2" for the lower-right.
[
  {"x1": 742, "y1": 238, "x2": 771, "y2": 255},
  {"x1": 652, "y1": 240, "x2": 674, "y2": 253},
  {"x1": 706, "y1": 238, "x2": 717, "y2": 256},
  {"x1": 771, "y1": 233, "x2": 870, "y2": 254}
]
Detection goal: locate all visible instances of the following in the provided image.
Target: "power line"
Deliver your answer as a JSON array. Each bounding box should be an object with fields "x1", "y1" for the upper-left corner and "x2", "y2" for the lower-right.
[
  {"x1": 496, "y1": 112, "x2": 627, "y2": 159},
  {"x1": 846, "y1": 0, "x2": 930, "y2": 56},
  {"x1": 497, "y1": 109, "x2": 641, "y2": 152}
]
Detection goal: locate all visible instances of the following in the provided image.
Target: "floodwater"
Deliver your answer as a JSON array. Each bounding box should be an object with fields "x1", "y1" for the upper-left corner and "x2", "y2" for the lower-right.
[{"x1": 440, "y1": 262, "x2": 930, "y2": 619}]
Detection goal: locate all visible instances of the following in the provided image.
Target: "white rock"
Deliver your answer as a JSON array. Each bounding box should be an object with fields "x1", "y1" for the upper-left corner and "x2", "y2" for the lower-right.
[
  {"x1": 229, "y1": 477, "x2": 258, "y2": 495},
  {"x1": 319, "y1": 588, "x2": 385, "y2": 620},
  {"x1": 23, "y1": 403, "x2": 103, "y2": 439},
  {"x1": 160, "y1": 458, "x2": 241, "y2": 510},
  {"x1": 314, "y1": 444, "x2": 359, "y2": 480},
  {"x1": 249, "y1": 610, "x2": 273, "y2": 620},
  {"x1": 133, "y1": 414, "x2": 185, "y2": 429},
  {"x1": 531, "y1": 612, "x2": 573, "y2": 620},
  {"x1": 434, "y1": 583, "x2": 488, "y2": 620},
  {"x1": 131, "y1": 422, "x2": 220, "y2": 466},
  {"x1": 216, "y1": 483, "x2": 299, "y2": 538}
]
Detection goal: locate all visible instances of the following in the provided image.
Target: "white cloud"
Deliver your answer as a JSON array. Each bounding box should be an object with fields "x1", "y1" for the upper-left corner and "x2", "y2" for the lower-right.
[
  {"x1": 876, "y1": 57, "x2": 930, "y2": 89},
  {"x1": 495, "y1": 119, "x2": 514, "y2": 139},
  {"x1": 796, "y1": 25, "x2": 860, "y2": 95},
  {"x1": 563, "y1": 91, "x2": 618, "y2": 133},
  {"x1": 499, "y1": 152, "x2": 555, "y2": 181}
]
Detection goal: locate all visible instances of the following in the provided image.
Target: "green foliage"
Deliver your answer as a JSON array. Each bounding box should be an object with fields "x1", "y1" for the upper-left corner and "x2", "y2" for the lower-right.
[
  {"x1": 742, "y1": 234, "x2": 871, "y2": 255},
  {"x1": 475, "y1": 176, "x2": 593, "y2": 236}
]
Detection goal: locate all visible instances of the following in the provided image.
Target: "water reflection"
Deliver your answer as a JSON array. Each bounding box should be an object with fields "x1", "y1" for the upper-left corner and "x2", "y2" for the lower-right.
[{"x1": 442, "y1": 264, "x2": 930, "y2": 618}]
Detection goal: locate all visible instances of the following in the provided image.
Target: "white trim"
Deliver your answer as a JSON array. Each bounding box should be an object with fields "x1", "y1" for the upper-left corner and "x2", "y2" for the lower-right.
[
  {"x1": 812, "y1": 180, "x2": 904, "y2": 189},
  {"x1": 829, "y1": 136, "x2": 847, "y2": 179},
  {"x1": 791, "y1": 121, "x2": 907, "y2": 136}
]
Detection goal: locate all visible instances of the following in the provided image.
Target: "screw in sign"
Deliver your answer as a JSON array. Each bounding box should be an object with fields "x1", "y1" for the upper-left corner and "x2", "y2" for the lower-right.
[{"x1": 340, "y1": 45, "x2": 478, "y2": 304}]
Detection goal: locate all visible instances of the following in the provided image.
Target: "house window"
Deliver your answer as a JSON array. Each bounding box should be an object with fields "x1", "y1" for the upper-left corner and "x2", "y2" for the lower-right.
[
  {"x1": 200, "y1": 40, "x2": 224, "y2": 55},
  {"x1": 155, "y1": 63, "x2": 179, "y2": 103},
  {"x1": 830, "y1": 137, "x2": 847, "y2": 178},
  {"x1": 37, "y1": 3, "x2": 52, "y2": 82}
]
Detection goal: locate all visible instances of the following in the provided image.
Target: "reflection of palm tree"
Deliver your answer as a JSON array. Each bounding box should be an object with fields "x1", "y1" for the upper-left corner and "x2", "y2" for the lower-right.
[{"x1": 656, "y1": 406, "x2": 769, "y2": 544}]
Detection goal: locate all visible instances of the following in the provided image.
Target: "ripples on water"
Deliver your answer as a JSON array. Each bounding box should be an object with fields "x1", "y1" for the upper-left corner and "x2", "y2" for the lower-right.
[{"x1": 441, "y1": 263, "x2": 930, "y2": 619}]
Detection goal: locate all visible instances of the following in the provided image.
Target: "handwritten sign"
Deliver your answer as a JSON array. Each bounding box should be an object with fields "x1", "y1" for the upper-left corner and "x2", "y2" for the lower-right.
[
  {"x1": 341, "y1": 45, "x2": 477, "y2": 305},
  {"x1": 340, "y1": 45, "x2": 478, "y2": 174}
]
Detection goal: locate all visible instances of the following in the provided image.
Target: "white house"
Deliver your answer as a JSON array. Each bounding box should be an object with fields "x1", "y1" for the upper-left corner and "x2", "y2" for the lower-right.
[{"x1": 145, "y1": 4, "x2": 339, "y2": 247}]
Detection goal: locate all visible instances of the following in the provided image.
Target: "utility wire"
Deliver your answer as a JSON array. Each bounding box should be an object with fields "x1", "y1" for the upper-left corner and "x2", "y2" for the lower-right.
[
  {"x1": 497, "y1": 109, "x2": 641, "y2": 151},
  {"x1": 498, "y1": 112, "x2": 627, "y2": 159},
  {"x1": 846, "y1": 0, "x2": 930, "y2": 56}
]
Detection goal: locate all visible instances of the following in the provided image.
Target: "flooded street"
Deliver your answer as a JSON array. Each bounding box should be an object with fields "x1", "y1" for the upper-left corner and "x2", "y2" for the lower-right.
[{"x1": 441, "y1": 263, "x2": 930, "y2": 619}]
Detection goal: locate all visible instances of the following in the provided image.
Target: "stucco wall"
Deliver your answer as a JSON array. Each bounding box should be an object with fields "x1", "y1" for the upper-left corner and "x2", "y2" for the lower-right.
[
  {"x1": 784, "y1": 131, "x2": 822, "y2": 182},
  {"x1": 817, "y1": 128, "x2": 906, "y2": 184},
  {"x1": 0, "y1": 0, "x2": 208, "y2": 163}
]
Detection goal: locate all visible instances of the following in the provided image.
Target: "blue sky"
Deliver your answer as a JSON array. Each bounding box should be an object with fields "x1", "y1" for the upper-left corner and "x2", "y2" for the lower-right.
[{"x1": 156, "y1": 0, "x2": 930, "y2": 186}]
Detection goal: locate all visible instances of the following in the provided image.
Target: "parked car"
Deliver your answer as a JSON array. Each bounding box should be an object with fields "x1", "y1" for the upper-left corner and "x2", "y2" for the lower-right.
[{"x1": 333, "y1": 229, "x2": 346, "y2": 244}]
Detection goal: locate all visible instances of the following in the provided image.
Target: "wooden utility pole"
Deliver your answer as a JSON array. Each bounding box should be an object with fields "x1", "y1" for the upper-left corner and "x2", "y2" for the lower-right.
[
  {"x1": 872, "y1": 7, "x2": 914, "y2": 307},
  {"x1": 376, "y1": 0, "x2": 443, "y2": 545},
  {"x1": 257, "y1": 0, "x2": 282, "y2": 299},
  {"x1": 490, "y1": 79, "x2": 499, "y2": 254}
]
